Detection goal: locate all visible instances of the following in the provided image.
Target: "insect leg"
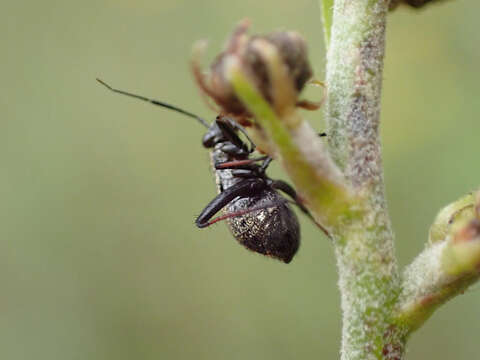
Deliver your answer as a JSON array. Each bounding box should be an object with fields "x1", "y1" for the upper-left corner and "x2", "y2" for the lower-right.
[
  {"x1": 215, "y1": 156, "x2": 273, "y2": 173},
  {"x1": 214, "y1": 156, "x2": 268, "y2": 170},
  {"x1": 195, "y1": 178, "x2": 266, "y2": 228},
  {"x1": 271, "y1": 180, "x2": 310, "y2": 216},
  {"x1": 259, "y1": 157, "x2": 273, "y2": 173},
  {"x1": 271, "y1": 179, "x2": 331, "y2": 237},
  {"x1": 226, "y1": 119, "x2": 257, "y2": 153},
  {"x1": 230, "y1": 169, "x2": 259, "y2": 178},
  {"x1": 215, "y1": 120, "x2": 251, "y2": 155},
  {"x1": 201, "y1": 199, "x2": 289, "y2": 227}
]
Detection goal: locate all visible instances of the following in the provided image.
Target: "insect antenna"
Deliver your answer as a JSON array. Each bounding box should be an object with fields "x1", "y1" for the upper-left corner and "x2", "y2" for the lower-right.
[{"x1": 96, "y1": 78, "x2": 210, "y2": 129}]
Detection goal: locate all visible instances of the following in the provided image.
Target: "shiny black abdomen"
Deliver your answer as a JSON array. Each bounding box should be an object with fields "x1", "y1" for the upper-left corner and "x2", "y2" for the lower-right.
[{"x1": 225, "y1": 188, "x2": 300, "y2": 263}]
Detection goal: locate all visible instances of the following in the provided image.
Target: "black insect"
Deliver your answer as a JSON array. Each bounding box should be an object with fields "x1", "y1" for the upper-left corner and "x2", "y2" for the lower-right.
[{"x1": 97, "y1": 79, "x2": 318, "y2": 263}]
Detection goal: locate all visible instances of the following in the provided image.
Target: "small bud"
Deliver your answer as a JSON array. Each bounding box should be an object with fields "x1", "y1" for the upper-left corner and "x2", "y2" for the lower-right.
[
  {"x1": 428, "y1": 193, "x2": 475, "y2": 244},
  {"x1": 192, "y1": 20, "x2": 314, "y2": 123},
  {"x1": 441, "y1": 191, "x2": 480, "y2": 275}
]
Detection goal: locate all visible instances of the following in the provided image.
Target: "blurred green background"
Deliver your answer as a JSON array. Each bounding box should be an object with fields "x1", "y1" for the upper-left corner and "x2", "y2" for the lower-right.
[{"x1": 1, "y1": 1, "x2": 479, "y2": 359}]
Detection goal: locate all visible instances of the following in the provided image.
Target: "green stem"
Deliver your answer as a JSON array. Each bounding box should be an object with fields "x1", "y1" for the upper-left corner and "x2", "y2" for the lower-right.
[
  {"x1": 319, "y1": 0, "x2": 334, "y2": 48},
  {"x1": 325, "y1": 1, "x2": 403, "y2": 359}
]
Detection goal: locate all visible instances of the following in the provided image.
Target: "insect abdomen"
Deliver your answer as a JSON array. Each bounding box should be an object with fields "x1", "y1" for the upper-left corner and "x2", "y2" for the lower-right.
[{"x1": 226, "y1": 189, "x2": 300, "y2": 263}]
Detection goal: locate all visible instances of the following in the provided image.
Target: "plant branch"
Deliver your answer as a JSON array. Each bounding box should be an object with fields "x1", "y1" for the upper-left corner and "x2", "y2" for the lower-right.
[{"x1": 394, "y1": 191, "x2": 480, "y2": 334}]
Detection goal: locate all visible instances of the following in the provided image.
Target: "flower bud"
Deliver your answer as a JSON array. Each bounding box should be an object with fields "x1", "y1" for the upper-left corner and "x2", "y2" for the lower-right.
[
  {"x1": 192, "y1": 20, "x2": 314, "y2": 123},
  {"x1": 428, "y1": 193, "x2": 476, "y2": 245}
]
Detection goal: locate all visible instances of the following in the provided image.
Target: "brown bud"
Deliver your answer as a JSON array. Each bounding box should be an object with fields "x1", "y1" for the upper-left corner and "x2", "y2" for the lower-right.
[{"x1": 192, "y1": 20, "x2": 313, "y2": 123}]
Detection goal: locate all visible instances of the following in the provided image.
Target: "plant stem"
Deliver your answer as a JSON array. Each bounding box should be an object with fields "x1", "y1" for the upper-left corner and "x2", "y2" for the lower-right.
[
  {"x1": 319, "y1": 0, "x2": 334, "y2": 47},
  {"x1": 324, "y1": 1, "x2": 404, "y2": 359}
]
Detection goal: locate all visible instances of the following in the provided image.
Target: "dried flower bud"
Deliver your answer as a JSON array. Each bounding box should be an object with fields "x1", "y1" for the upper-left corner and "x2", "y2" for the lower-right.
[
  {"x1": 192, "y1": 20, "x2": 314, "y2": 122},
  {"x1": 246, "y1": 31, "x2": 312, "y2": 105}
]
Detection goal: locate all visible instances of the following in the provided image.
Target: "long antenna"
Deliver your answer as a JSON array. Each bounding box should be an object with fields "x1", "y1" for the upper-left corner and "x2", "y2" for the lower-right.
[{"x1": 96, "y1": 78, "x2": 210, "y2": 129}]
